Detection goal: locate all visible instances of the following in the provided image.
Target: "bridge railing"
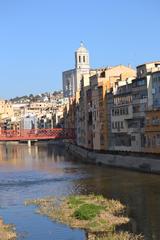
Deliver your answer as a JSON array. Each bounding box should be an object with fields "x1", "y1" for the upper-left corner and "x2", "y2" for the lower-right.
[{"x1": 0, "y1": 128, "x2": 76, "y2": 140}]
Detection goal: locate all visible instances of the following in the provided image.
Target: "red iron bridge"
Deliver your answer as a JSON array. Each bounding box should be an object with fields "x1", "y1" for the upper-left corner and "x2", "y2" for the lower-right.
[{"x1": 0, "y1": 128, "x2": 75, "y2": 142}]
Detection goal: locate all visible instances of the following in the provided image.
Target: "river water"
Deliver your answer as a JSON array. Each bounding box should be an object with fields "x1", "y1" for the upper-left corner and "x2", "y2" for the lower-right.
[{"x1": 0, "y1": 142, "x2": 160, "y2": 240}]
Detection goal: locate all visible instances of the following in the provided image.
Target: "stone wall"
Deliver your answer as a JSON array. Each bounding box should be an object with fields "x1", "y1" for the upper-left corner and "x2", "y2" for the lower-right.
[{"x1": 66, "y1": 143, "x2": 160, "y2": 174}]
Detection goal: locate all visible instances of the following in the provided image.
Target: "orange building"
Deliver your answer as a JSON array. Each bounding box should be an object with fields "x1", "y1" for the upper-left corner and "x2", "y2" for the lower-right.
[
  {"x1": 91, "y1": 65, "x2": 136, "y2": 151},
  {"x1": 144, "y1": 110, "x2": 160, "y2": 153}
]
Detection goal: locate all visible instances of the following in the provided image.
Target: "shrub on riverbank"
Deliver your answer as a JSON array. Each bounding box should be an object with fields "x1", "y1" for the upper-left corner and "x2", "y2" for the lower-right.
[
  {"x1": 25, "y1": 194, "x2": 143, "y2": 240},
  {"x1": 73, "y1": 203, "x2": 105, "y2": 220}
]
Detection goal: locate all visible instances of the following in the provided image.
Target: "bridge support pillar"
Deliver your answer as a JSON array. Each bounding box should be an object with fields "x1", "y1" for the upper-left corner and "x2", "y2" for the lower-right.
[{"x1": 28, "y1": 140, "x2": 31, "y2": 147}]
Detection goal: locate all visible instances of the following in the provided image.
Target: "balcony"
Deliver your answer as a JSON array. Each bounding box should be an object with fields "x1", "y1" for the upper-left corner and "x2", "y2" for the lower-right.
[
  {"x1": 132, "y1": 85, "x2": 147, "y2": 93},
  {"x1": 145, "y1": 124, "x2": 160, "y2": 132},
  {"x1": 112, "y1": 128, "x2": 128, "y2": 133},
  {"x1": 132, "y1": 98, "x2": 147, "y2": 105},
  {"x1": 133, "y1": 112, "x2": 145, "y2": 118}
]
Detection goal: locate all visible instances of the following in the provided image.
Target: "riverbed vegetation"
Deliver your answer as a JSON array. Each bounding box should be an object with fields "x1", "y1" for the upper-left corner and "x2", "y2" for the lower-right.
[
  {"x1": 95, "y1": 231, "x2": 144, "y2": 240},
  {"x1": 0, "y1": 218, "x2": 16, "y2": 240},
  {"x1": 25, "y1": 194, "x2": 143, "y2": 240}
]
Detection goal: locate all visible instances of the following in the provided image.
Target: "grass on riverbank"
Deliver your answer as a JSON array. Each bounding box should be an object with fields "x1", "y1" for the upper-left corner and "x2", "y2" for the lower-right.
[
  {"x1": 95, "y1": 231, "x2": 144, "y2": 240},
  {"x1": 25, "y1": 195, "x2": 143, "y2": 240},
  {"x1": 0, "y1": 218, "x2": 16, "y2": 240}
]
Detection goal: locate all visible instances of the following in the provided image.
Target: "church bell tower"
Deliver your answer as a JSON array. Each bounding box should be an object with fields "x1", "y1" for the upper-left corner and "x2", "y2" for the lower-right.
[{"x1": 75, "y1": 42, "x2": 90, "y2": 70}]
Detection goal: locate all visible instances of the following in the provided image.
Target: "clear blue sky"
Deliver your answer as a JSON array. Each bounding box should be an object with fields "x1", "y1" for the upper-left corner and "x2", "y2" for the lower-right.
[{"x1": 0, "y1": 0, "x2": 159, "y2": 99}]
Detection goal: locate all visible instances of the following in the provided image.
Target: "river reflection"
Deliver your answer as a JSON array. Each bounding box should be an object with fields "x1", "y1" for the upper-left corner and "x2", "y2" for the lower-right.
[{"x1": 0, "y1": 142, "x2": 160, "y2": 239}]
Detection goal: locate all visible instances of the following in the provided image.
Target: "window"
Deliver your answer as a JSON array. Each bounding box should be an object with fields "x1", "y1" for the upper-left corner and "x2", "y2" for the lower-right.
[
  {"x1": 152, "y1": 117, "x2": 156, "y2": 125},
  {"x1": 138, "y1": 79, "x2": 146, "y2": 86},
  {"x1": 121, "y1": 121, "x2": 124, "y2": 128},
  {"x1": 147, "y1": 137, "x2": 151, "y2": 147},
  {"x1": 146, "y1": 119, "x2": 150, "y2": 126},
  {"x1": 157, "y1": 134, "x2": 160, "y2": 145},
  {"x1": 133, "y1": 105, "x2": 140, "y2": 113},
  {"x1": 100, "y1": 134, "x2": 104, "y2": 145},
  {"x1": 131, "y1": 136, "x2": 136, "y2": 141},
  {"x1": 79, "y1": 56, "x2": 81, "y2": 63},
  {"x1": 83, "y1": 56, "x2": 85, "y2": 63},
  {"x1": 115, "y1": 109, "x2": 119, "y2": 115},
  {"x1": 152, "y1": 136, "x2": 156, "y2": 146},
  {"x1": 99, "y1": 101, "x2": 103, "y2": 107}
]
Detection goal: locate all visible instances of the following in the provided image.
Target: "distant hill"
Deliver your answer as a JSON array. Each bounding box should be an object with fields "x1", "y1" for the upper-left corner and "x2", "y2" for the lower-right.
[{"x1": 10, "y1": 90, "x2": 63, "y2": 103}]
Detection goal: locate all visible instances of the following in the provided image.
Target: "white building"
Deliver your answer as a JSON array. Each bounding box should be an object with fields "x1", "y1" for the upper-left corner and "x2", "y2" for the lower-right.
[
  {"x1": 63, "y1": 42, "x2": 90, "y2": 98},
  {"x1": 21, "y1": 113, "x2": 37, "y2": 130}
]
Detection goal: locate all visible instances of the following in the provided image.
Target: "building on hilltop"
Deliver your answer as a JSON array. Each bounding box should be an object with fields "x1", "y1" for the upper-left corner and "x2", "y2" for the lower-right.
[{"x1": 0, "y1": 91, "x2": 69, "y2": 131}]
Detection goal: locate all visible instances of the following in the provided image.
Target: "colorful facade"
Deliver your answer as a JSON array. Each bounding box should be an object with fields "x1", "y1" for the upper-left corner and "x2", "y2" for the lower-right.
[{"x1": 63, "y1": 47, "x2": 160, "y2": 154}]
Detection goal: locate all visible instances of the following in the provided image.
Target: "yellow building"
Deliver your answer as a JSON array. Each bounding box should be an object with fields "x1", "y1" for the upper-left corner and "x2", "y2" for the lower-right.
[{"x1": 0, "y1": 99, "x2": 14, "y2": 120}]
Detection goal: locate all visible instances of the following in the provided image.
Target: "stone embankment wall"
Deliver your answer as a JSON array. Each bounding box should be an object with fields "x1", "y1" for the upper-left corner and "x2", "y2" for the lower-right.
[{"x1": 66, "y1": 143, "x2": 160, "y2": 174}]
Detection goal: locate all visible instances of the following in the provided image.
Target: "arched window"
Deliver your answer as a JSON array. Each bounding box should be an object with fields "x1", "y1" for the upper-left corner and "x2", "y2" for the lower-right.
[
  {"x1": 83, "y1": 56, "x2": 85, "y2": 63},
  {"x1": 79, "y1": 56, "x2": 81, "y2": 63}
]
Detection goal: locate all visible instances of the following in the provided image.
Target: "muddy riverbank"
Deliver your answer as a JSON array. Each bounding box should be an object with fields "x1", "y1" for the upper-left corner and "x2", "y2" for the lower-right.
[
  {"x1": 0, "y1": 217, "x2": 16, "y2": 240},
  {"x1": 25, "y1": 195, "x2": 143, "y2": 240}
]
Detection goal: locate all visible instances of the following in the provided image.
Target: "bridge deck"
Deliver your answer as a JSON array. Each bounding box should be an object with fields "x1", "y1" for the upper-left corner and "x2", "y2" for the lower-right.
[{"x1": 0, "y1": 128, "x2": 75, "y2": 141}]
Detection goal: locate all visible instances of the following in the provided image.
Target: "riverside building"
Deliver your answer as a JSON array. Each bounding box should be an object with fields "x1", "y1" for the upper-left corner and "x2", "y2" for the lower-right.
[
  {"x1": 143, "y1": 62, "x2": 160, "y2": 153},
  {"x1": 76, "y1": 65, "x2": 136, "y2": 150},
  {"x1": 108, "y1": 61, "x2": 160, "y2": 153},
  {"x1": 62, "y1": 45, "x2": 160, "y2": 154}
]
